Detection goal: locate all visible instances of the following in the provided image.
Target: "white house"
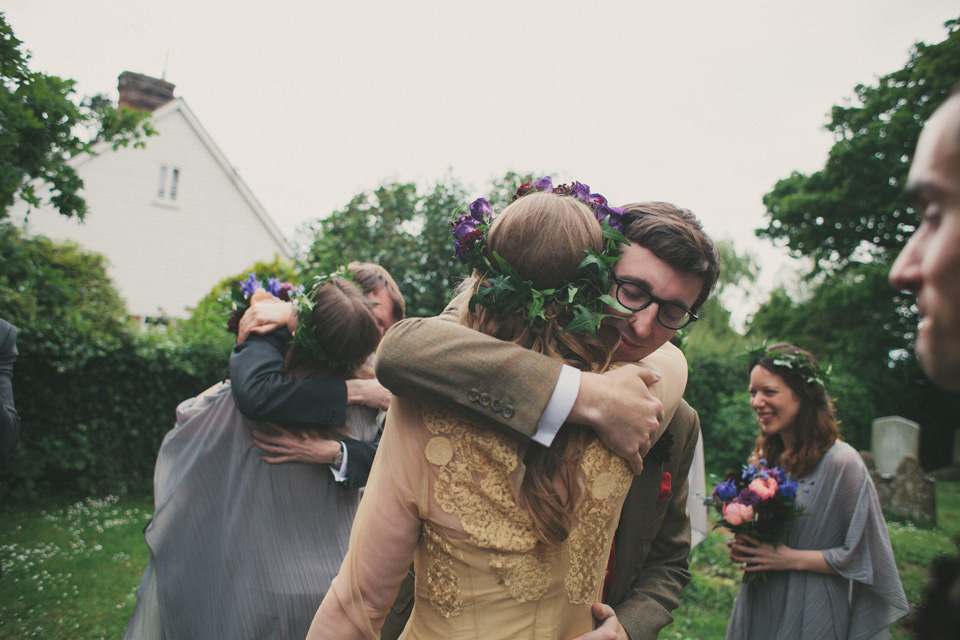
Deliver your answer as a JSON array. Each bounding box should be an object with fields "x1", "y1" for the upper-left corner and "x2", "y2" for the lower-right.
[{"x1": 14, "y1": 72, "x2": 292, "y2": 319}]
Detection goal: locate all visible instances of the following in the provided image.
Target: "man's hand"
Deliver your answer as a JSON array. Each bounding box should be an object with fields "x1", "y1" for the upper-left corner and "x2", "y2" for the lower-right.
[
  {"x1": 567, "y1": 364, "x2": 664, "y2": 474},
  {"x1": 237, "y1": 298, "x2": 296, "y2": 344},
  {"x1": 252, "y1": 426, "x2": 341, "y2": 465},
  {"x1": 571, "y1": 603, "x2": 629, "y2": 640},
  {"x1": 345, "y1": 378, "x2": 391, "y2": 411}
]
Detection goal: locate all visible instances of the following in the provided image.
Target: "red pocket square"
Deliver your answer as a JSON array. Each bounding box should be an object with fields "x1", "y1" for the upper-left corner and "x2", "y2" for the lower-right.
[{"x1": 657, "y1": 471, "x2": 672, "y2": 503}]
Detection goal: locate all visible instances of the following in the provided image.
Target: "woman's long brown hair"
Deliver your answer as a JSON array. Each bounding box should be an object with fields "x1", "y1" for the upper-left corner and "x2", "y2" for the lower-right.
[
  {"x1": 458, "y1": 192, "x2": 621, "y2": 549},
  {"x1": 749, "y1": 343, "x2": 838, "y2": 478}
]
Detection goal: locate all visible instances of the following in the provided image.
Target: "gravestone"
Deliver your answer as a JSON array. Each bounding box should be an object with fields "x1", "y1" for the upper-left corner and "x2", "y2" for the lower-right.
[
  {"x1": 872, "y1": 416, "x2": 920, "y2": 478},
  {"x1": 862, "y1": 452, "x2": 937, "y2": 526}
]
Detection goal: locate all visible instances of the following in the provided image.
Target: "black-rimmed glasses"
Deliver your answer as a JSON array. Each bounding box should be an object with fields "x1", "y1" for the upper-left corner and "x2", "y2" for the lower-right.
[{"x1": 612, "y1": 276, "x2": 698, "y2": 330}]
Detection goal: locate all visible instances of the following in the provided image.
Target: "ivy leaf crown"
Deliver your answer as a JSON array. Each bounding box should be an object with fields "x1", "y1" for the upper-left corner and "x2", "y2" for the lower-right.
[
  {"x1": 746, "y1": 342, "x2": 832, "y2": 391},
  {"x1": 450, "y1": 176, "x2": 632, "y2": 336},
  {"x1": 289, "y1": 265, "x2": 359, "y2": 370}
]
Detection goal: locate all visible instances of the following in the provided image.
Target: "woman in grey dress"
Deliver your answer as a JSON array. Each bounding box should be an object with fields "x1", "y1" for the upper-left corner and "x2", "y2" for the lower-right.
[
  {"x1": 123, "y1": 276, "x2": 384, "y2": 640},
  {"x1": 725, "y1": 343, "x2": 909, "y2": 640}
]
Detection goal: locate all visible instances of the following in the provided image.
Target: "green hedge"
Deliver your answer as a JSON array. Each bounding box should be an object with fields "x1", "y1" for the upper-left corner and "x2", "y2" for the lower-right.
[{"x1": 0, "y1": 224, "x2": 231, "y2": 500}]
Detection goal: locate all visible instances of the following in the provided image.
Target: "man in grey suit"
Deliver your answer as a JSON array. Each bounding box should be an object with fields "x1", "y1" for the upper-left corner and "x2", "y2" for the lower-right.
[{"x1": 375, "y1": 200, "x2": 719, "y2": 640}]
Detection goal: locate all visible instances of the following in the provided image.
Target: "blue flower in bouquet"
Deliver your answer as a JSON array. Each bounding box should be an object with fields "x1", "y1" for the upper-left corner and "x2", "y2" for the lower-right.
[
  {"x1": 714, "y1": 478, "x2": 739, "y2": 502},
  {"x1": 779, "y1": 477, "x2": 798, "y2": 499}
]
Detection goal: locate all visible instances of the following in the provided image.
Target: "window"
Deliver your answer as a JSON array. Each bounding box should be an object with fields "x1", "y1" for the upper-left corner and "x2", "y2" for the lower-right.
[{"x1": 157, "y1": 165, "x2": 181, "y2": 201}]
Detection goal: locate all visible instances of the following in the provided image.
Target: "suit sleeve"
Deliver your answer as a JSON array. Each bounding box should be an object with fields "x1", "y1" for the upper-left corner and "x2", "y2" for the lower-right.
[
  {"x1": 615, "y1": 403, "x2": 699, "y2": 640},
  {"x1": 374, "y1": 312, "x2": 562, "y2": 441},
  {"x1": 340, "y1": 434, "x2": 379, "y2": 491},
  {"x1": 0, "y1": 320, "x2": 20, "y2": 466},
  {"x1": 229, "y1": 331, "x2": 377, "y2": 487},
  {"x1": 230, "y1": 330, "x2": 348, "y2": 425}
]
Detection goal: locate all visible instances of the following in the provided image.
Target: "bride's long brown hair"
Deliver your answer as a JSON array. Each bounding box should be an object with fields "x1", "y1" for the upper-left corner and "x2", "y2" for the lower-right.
[{"x1": 458, "y1": 192, "x2": 621, "y2": 549}]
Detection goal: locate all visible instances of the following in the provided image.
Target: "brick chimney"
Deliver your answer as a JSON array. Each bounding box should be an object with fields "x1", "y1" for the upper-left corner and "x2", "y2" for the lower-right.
[{"x1": 117, "y1": 71, "x2": 176, "y2": 111}]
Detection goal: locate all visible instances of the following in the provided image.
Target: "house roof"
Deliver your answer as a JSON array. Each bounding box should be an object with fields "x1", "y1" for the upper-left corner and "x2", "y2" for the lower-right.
[{"x1": 79, "y1": 96, "x2": 293, "y2": 260}]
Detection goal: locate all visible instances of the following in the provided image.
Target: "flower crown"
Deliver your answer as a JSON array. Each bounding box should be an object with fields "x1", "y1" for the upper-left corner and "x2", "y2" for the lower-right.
[
  {"x1": 223, "y1": 273, "x2": 304, "y2": 335},
  {"x1": 451, "y1": 176, "x2": 631, "y2": 335},
  {"x1": 290, "y1": 266, "x2": 359, "y2": 371},
  {"x1": 747, "y1": 343, "x2": 831, "y2": 391}
]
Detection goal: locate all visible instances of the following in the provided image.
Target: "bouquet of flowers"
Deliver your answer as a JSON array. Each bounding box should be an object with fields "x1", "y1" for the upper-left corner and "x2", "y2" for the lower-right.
[
  {"x1": 704, "y1": 461, "x2": 804, "y2": 583},
  {"x1": 222, "y1": 273, "x2": 303, "y2": 334}
]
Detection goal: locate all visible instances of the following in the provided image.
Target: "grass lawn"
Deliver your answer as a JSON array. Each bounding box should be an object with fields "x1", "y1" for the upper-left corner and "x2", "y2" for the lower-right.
[
  {"x1": 0, "y1": 495, "x2": 153, "y2": 639},
  {"x1": 1, "y1": 481, "x2": 958, "y2": 639}
]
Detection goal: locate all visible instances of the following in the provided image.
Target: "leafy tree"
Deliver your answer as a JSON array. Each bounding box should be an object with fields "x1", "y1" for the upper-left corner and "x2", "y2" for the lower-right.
[
  {"x1": 759, "y1": 18, "x2": 960, "y2": 272},
  {"x1": 0, "y1": 13, "x2": 155, "y2": 221},
  {"x1": 484, "y1": 171, "x2": 535, "y2": 211},
  {"x1": 748, "y1": 263, "x2": 960, "y2": 463},
  {"x1": 681, "y1": 241, "x2": 760, "y2": 473},
  {"x1": 301, "y1": 175, "x2": 545, "y2": 318},
  {"x1": 751, "y1": 18, "x2": 960, "y2": 469},
  {"x1": 0, "y1": 223, "x2": 127, "y2": 367},
  {"x1": 0, "y1": 223, "x2": 227, "y2": 499},
  {"x1": 301, "y1": 181, "x2": 459, "y2": 317}
]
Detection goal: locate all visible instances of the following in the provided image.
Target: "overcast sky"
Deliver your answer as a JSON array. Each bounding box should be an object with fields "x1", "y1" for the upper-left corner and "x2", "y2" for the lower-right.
[{"x1": 5, "y1": 1, "x2": 959, "y2": 315}]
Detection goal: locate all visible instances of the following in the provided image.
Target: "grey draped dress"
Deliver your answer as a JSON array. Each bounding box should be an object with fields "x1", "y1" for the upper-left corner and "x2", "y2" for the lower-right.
[
  {"x1": 122, "y1": 382, "x2": 378, "y2": 639},
  {"x1": 725, "y1": 441, "x2": 909, "y2": 640}
]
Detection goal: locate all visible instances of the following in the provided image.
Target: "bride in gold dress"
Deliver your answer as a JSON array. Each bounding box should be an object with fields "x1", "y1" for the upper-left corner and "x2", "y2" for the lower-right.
[{"x1": 307, "y1": 184, "x2": 685, "y2": 640}]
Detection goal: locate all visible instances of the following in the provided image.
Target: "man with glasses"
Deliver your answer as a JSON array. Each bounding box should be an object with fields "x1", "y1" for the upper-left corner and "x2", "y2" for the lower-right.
[{"x1": 375, "y1": 201, "x2": 719, "y2": 640}]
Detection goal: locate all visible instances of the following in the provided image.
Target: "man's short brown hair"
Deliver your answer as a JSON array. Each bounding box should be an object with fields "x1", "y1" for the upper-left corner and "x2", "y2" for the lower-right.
[{"x1": 619, "y1": 202, "x2": 720, "y2": 312}]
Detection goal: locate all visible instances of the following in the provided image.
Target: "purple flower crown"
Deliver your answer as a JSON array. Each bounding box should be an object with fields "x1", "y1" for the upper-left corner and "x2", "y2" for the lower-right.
[
  {"x1": 450, "y1": 177, "x2": 631, "y2": 336},
  {"x1": 452, "y1": 176, "x2": 627, "y2": 264}
]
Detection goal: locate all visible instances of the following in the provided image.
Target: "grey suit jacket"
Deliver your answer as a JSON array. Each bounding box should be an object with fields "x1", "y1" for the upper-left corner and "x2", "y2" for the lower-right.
[
  {"x1": 0, "y1": 319, "x2": 20, "y2": 466},
  {"x1": 375, "y1": 316, "x2": 696, "y2": 640}
]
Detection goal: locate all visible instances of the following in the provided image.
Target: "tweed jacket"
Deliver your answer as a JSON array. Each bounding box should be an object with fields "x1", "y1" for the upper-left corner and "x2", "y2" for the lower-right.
[{"x1": 375, "y1": 316, "x2": 697, "y2": 640}]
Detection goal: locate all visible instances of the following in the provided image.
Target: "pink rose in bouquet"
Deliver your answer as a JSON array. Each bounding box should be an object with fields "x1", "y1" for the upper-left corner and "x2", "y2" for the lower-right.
[
  {"x1": 722, "y1": 502, "x2": 755, "y2": 526},
  {"x1": 748, "y1": 476, "x2": 778, "y2": 500}
]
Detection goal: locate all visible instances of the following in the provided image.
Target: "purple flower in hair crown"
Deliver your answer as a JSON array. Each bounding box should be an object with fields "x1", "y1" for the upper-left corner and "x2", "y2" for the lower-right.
[
  {"x1": 515, "y1": 177, "x2": 626, "y2": 232},
  {"x1": 452, "y1": 197, "x2": 493, "y2": 264},
  {"x1": 449, "y1": 177, "x2": 635, "y2": 337},
  {"x1": 532, "y1": 176, "x2": 553, "y2": 191}
]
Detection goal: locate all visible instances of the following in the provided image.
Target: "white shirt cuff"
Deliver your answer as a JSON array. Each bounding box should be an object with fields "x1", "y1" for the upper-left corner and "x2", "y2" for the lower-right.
[
  {"x1": 531, "y1": 365, "x2": 581, "y2": 447},
  {"x1": 329, "y1": 442, "x2": 348, "y2": 483}
]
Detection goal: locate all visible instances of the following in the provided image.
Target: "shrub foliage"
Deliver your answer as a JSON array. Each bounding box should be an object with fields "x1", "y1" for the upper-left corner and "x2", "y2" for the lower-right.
[{"x1": 0, "y1": 224, "x2": 229, "y2": 499}]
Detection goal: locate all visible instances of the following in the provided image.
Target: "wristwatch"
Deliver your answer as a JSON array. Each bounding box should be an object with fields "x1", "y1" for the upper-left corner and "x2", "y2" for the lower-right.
[{"x1": 331, "y1": 441, "x2": 345, "y2": 468}]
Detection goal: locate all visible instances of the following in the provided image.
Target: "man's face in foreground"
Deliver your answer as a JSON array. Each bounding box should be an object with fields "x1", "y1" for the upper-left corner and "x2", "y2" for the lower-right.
[{"x1": 890, "y1": 96, "x2": 960, "y2": 392}]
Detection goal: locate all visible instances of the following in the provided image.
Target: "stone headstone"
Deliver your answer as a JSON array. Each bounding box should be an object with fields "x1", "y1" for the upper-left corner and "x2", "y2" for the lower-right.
[
  {"x1": 872, "y1": 416, "x2": 920, "y2": 477},
  {"x1": 863, "y1": 452, "x2": 937, "y2": 526}
]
